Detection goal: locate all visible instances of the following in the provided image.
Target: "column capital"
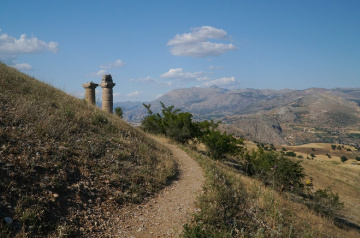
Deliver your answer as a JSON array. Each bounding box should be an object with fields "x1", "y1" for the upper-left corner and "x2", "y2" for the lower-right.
[
  {"x1": 82, "y1": 81, "x2": 99, "y2": 89},
  {"x1": 100, "y1": 74, "x2": 115, "y2": 88}
]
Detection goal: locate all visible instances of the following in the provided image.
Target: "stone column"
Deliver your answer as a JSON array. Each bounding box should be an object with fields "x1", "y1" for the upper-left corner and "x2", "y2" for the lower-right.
[
  {"x1": 99, "y1": 74, "x2": 116, "y2": 113},
  {"x1": 82, "y1": 81, "x2": 98, "y2": 105}
]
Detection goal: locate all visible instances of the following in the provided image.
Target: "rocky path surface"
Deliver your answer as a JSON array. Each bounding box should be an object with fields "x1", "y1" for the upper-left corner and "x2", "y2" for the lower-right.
[{"x1": 110, "y1": 137, "x2": 205, "y2": 237}]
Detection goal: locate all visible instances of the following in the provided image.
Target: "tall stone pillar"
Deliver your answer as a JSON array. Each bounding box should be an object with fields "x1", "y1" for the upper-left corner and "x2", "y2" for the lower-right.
[
  {"x1": 100, "y1": 74, "x2": 116, "y2": 113},
  {"x1": 82, "y1": 81, "x2": 98, "y2": 105}
]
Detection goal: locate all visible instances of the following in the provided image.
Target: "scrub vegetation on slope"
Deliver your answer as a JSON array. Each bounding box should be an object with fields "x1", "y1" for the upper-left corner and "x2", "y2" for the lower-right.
[{"x1": 0, "y1": 63, "x2": 176, "y2": 237}]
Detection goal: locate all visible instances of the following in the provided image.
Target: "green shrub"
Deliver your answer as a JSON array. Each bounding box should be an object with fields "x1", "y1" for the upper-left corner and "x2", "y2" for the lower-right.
[
  {"x1": 285, "y1": 151, "x2": 296, "y2": 157},
  {"x1": 114, "y1": 107, "x2": 123, "y2": 118},
  {"x1": 165, "y1": 111, "x2": 197, "y2": 144},
  {"x1": 141, "y1": 103, "x2": 243, "y2": 152},
  {"x1": 340, "y1": 156, "x2": 348, "y2": 163},
  {"x1": 141, "y1": 103, "x2": 198, "y2": 143},
  {"x1": 246, "y1": 151, "x2": 305, "y2": 192},
  {"x1": 331, "y1": 145, "x2": 336, "y2": 150},
  {"x1": 201, "y1": 130, "x2": 241, "y2": 159},
  {"x1": 356, "y1": 157, "x2": 360, "y2": 161},
  {"x1": 306, "y1": 188, "x2": 343, "y2": 218}
]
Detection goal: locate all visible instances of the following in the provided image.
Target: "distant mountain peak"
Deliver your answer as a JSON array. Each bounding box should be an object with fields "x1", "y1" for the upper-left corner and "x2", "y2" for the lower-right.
[{"x1": 208, "y1": 85, "x2": 230, "y2": 92}]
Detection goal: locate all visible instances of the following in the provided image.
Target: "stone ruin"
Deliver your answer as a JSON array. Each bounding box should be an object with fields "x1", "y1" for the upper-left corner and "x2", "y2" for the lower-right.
[
  {"x1": 82, "y1": 74, "x2": 116, "y2": 113},
  {"x1": 82, "y1": 81, "x2": 98, "y2": 105}
]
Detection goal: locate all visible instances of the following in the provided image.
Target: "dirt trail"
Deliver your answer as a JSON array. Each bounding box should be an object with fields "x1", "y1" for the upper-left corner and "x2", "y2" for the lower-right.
[{"x1": 111, "y1": 137, "x2": 204, "y2": 237}]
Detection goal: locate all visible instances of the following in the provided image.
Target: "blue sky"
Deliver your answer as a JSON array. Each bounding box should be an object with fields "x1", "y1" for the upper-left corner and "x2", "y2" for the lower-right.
[{"x1": 1, "y1": 0, "x2": 359, "y2": 102}]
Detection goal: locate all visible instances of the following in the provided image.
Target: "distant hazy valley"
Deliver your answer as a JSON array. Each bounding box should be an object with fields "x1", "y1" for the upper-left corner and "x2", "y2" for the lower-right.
[{"x1": 116, "y1": 87, "x2": 360, "y2": 146}]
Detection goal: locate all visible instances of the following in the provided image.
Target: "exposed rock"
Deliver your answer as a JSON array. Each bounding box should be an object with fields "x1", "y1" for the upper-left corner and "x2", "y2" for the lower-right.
[{"x1": 4, "y1": 217, "x2": 13, "y2": 224}]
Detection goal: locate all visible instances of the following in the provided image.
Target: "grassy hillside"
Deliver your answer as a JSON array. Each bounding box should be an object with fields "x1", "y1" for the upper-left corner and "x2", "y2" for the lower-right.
[
  {"x1": 0, "y1": 63, "x2": 176, "y2": 237},
  {"x1": 182, "y1": 142, "x2": 360, "y2": 237},
  {"x1": 278, "y1": 143, "x2": 360, "y2": 227}
]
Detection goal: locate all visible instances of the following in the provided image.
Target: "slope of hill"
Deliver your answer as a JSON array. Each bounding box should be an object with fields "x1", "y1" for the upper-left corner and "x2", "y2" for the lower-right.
[
  {"x1": 223, "y1": 92, "x2": 360, "y2": 145},
  {"x1": 0, "y1": 63, "x2": 176, "y2": 237},
  {"x1": 122, "y1": 87, "x2": 360, "y2": 146}
]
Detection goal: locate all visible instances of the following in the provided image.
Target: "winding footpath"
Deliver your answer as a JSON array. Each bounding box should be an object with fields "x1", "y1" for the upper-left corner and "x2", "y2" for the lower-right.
[{"x1": 111, "y1": 137, "x2": 205, "y2": 237}]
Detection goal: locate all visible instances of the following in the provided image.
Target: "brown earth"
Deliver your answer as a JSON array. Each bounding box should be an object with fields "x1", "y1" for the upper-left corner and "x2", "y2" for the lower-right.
[{"x1": 108, "y1": 137, "x2": 205, "y2": 237}]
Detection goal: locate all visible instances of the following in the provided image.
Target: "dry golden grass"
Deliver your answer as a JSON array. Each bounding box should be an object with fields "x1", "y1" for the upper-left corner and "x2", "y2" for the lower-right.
[
  {"x1": 240, "y1": 175, "x2": 360, "y2": 238},
  {"x1": 183, "y1": 138, "x2": 360, "y2": 237},
  {"x1": 283, "y1": 143, "x2": 360, "y2": 161},
  {"x1": 0, "y1": 63, "x2": 177, "y2": 237},
  {"x1": 300, "y1": 158, "x2": 360, "y2": 226},
  {"x1": 181, "y1": 144, "x2": 360, "y2": 237},
  {"x1": 275, "y1": 142, "x2": 360, "y2": 232}
]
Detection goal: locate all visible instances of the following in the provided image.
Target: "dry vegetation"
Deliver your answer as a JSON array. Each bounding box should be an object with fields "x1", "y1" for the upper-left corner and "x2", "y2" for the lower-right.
[
  {"x1": 0, "y1": 63, "x2": 177, "y2": 237},
  {"x1": 182, "y1": 141, "x2": 360, "y2": 237},
  {"x1": 279, "y1": 143, "x2": 360, "y2": 229},
  {"x1": 248, "y1": 141, "x2": 360, "y2": 229}
]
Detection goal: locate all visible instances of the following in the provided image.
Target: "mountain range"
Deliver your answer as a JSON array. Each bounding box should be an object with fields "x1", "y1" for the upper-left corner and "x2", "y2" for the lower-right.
[{"x1": 116, "y1": 86, "x2": 360, "y2": 146}]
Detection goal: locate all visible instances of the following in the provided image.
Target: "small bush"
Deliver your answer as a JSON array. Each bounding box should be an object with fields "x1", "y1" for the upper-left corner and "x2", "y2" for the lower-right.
[
  {"x1": 187, "y1": 163, "x2": 247, "y2": 235},
  {"x1": 245, "y1": 151, "x2": 305, "y2": 192},
  {"x1": 114, "y1": 107, "x2": 123, "y2": 118},
  {"x1": 141, "y1": 103, "x2": 198, "y2": 143},
  {"x1": 356, "y1": 157, "x2": 360, "y2": 161},
  {"x1": 331, "y1": 145, "x2": 336, "y2": 150},
  {"x1": 91, "y1": 112, "x2": 108, "y2": 125},
  {"x1": 306, "y1": 188, "x2": 343, "y2": 218},
  {"x1": 285, "y1": 151, "x2": 296, "y2": 157},
  {"x1": 340, "y1": 156, "x2": 348, "y2": 163},
  {"x1": 201, "y1": 130, "x2": 241, "y2": 159}
]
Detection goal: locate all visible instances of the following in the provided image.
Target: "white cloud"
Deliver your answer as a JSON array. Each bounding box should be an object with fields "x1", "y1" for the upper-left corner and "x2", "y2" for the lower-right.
[
  {"x1": 168, "y1": 26, "x2": 237, "y2": 57},
  {"x1": 209, "y1": 65, "x2": 224, "y2": 70},
  {"x1": 86, "y1": 69, "x2": 108, "y2": 77},
  {"x1": 11, "y1": 63, "x2": 32, "y2": 71},
  {"x1": 160, "y1": 68, "x2": 204, "y2": 79},
  {"x1": 0, "y1": 29, "x2": 58, "y2": 57},
  {"x1": 168, "y1": 26, "x2": 227, "y2": 45},
  {"x1": 100, "y1": 59, "x2": 124, "y2": 69},
  {"x1": 201, "y1": 76, "x2": 237, "y2": 87},
  {"x1": 133, "y1": 76, "x2": 175, "y2": 87},
  {"x1": 197, "y1": 76, "x2": 212, "y2": 81},
  {"x1": 127, "y1": 91, "x2": 143, "y2": 97},
  {"x1": 136, "y1": 76, "x2": 158, "y2": 83}
]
